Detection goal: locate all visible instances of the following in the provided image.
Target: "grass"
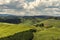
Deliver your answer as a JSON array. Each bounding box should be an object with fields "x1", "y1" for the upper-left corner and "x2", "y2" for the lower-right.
[
  {"x1": 33, "y1": 27, "x2": 60, "y2": 40},
  {"x1": 33, "y1": 19, "x2": 60, "y2": 40},
  {"x1": 0, "y1": 18, "x2": 60, "y2": 40},
  {"x1": 0, "y1": 23, "x2": 34, "y2": 38}
]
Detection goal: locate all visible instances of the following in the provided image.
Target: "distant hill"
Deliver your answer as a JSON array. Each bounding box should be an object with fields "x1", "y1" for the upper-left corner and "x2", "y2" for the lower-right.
[{"x1": 0, "y1": 14, "x2": 60, "y2": 24}]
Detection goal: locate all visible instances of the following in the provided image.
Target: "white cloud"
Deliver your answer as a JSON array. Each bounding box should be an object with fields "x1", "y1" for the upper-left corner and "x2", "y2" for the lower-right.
[
  {"x1": 0, "y1": 0, "x2": 11, "y2": 4},
  {"x1": 23, "y1": 0, "x2": 41, "y2": 9},
  {"x1": 0, "y1": 0, "x2": 60, "y2": 16}
]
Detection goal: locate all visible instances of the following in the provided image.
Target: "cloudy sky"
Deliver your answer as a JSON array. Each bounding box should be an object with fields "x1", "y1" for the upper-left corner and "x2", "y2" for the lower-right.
[{"x1": 0, "y1": 0, "x2": 60, "y2": 16}]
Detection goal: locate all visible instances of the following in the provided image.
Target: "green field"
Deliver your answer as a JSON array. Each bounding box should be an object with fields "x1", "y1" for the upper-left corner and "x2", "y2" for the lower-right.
[{"x1": 0, "y1": 17, "x2": 60, "y2": 40}]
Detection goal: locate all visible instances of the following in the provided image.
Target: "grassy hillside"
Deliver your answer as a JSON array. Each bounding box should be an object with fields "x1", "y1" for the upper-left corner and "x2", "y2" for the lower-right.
[
  {"x1": 0, "y1": 23, "x2": 34, "y2": 38},
  {"x1": 0, "y1": 29, "x2": 34, "y2": 40},
  {"x1": 0, "y1": 15, "x2": 60, "y2": 40},
  {"x1": 33, "y1": 27, "x2": 60, "y2": 40},
  {"x1": 33, "y1": 19, "x2": 60, "y2": 40}
]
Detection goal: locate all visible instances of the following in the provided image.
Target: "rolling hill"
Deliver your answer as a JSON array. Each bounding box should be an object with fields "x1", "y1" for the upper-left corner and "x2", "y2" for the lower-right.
[{"x1": 0, "y1": 14, "x2": 60, "y2": 40}]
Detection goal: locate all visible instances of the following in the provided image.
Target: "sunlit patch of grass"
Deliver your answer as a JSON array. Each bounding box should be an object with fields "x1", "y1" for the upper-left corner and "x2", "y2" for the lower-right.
[
  {"x1": 33, "y1": 19, "x2": 60, "y2": 40},
  {"x1": 0, "y1": 23, "x2": 33, "y2": 38},
  {"x1": 33, "y1": 27, "x2": 60, "y2": 40}
]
